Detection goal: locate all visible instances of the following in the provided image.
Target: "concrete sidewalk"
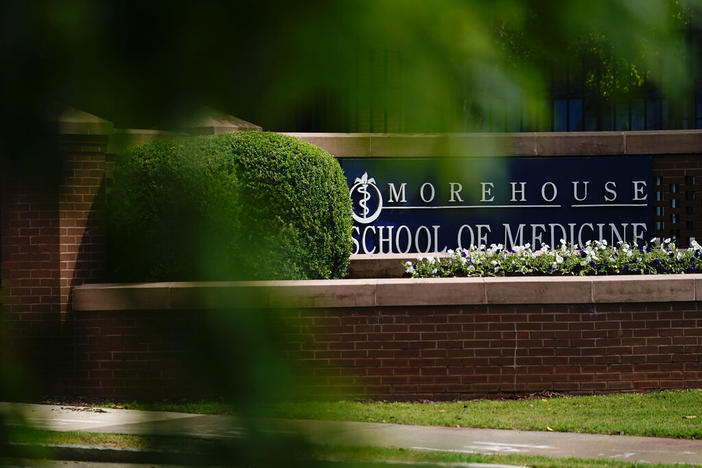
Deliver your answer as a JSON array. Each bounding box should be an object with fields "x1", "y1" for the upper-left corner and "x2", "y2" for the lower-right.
[{"x1": 3, "y1": 402, "x2": 702, "y2": 466}]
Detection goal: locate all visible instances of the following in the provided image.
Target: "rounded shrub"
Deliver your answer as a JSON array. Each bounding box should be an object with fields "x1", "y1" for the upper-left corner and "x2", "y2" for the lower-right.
[{"x1": 107, "y1": 132, "x2": 352, "y2": 281}]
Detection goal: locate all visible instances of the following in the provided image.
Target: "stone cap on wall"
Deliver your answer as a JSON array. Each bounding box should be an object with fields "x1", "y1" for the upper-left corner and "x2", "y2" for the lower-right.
[
  {"x1": 178, "y1": 107, "x2": 262, "y2": 135},
  {"x1": 56, "y1": 106, "x2": 115, "y2": 136},
  {"x1": 55, "y1": 105, "x2": 261, "y2": 151},
  {"x1": 283, "y1": 130, "x2": 702, "y2": 157},
  {"x1": 72, "y1": 274, "x2": 702, "y2": 311}
]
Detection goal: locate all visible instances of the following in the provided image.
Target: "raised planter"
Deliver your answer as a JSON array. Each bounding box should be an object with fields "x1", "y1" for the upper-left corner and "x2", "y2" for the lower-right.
[{"x1": 72, "y1": 275, "x2": 702, "y2": 400}]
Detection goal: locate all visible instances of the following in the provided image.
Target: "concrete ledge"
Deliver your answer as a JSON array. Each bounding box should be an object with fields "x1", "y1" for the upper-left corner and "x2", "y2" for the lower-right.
[
  {"x1": 284, "y1": 130, "x2": 702, "y2": 157},
  {"x1": 625, "y1": 130, "x2": 702, "y2": 155},
  {"x1": 72, "y1": 274, "x2": 702, "y2": 311},
  {"x1": 590, "y1": 274, "x2": 696, "y2": 303}
]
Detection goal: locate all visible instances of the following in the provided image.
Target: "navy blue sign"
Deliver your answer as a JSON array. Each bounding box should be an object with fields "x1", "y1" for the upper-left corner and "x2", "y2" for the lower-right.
[{"x1": 339, "y1": 157, "x2": 653, "y2": 254}]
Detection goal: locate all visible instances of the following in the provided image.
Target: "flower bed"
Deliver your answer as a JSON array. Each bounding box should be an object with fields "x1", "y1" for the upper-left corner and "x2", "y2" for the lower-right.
[{"x1": 405, "y1": 239, "x2": 702, "y2": 278}]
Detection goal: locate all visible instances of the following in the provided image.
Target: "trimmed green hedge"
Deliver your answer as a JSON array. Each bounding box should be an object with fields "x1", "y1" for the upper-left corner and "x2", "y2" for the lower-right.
[{"x1": 107, "y1": 132, "x2": 352, "y2": 281}]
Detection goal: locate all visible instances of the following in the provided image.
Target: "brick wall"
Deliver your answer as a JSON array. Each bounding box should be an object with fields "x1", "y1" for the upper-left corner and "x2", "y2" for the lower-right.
[
  {"x1": 283, "y1": 303, "x2": 702, "y2": 400},
  {"x1": 0, "y1": 174, "x2": 63, "y2": 393},
  {"x1": 71, "y1": 309, "x2": 207, "y2": 400},
  {"x1": 64, "y1": 300, "x2": 702, "y2": 400}
]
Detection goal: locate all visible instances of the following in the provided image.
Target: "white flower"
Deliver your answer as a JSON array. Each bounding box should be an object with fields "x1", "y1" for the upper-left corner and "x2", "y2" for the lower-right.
[{"x1": 556, "y1": 254, "x2": 563, "y2": 264}]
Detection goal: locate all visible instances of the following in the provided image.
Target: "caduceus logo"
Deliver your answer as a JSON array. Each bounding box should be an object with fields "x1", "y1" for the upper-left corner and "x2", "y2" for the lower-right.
[{"x1": 349, "y1": 172, "x2": 383, "y2": 224}]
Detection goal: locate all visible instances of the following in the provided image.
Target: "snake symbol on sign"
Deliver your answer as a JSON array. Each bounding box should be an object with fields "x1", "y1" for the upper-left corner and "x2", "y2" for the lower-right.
[{"x1": 349, "y1": 172, "x2": 383, "y2": 224}]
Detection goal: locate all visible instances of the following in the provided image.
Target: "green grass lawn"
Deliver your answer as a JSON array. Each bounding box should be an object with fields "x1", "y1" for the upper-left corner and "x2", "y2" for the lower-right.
[
  {"x1": 266, "y1": 390, "x2": 702, "y2": 439},
  {"x1": 97, "y1": 389, "x2": 702, "y2": 439}
]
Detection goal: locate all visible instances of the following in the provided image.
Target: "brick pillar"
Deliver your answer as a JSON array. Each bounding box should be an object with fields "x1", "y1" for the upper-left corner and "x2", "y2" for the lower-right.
[
  {"x1": 0, "y1": 107, "x2": 112, "y2": 395},
  {"x1": 57, "y1": 109, "x2": 112, "y2": 312}
]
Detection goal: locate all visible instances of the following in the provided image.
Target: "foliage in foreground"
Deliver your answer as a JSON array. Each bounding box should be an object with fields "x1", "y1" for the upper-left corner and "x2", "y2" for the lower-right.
[
  {"x1": 5, "y1": 430, "x2": 699, "y2": 468},
  {"x1": 108, "y1": 131, "x2": 352, "y2": 281},
  {"x1": 405, "y1": 238, "x2": 702, "y2": 277},
  {"x1": 0, "y1": 429, "x2": 691, "y2": 468}
]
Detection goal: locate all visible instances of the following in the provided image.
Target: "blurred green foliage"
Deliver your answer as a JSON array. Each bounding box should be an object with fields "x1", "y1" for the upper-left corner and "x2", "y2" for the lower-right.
[
  {"x1": 1, "y1": 1, "x2": 701, "y2": 465},
  {"x1": 2, "y1": 0, "x2": 699, "y2": 138},
  {"x1": 108, "y1": 132, "x2": 352, "y2": 281}
]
